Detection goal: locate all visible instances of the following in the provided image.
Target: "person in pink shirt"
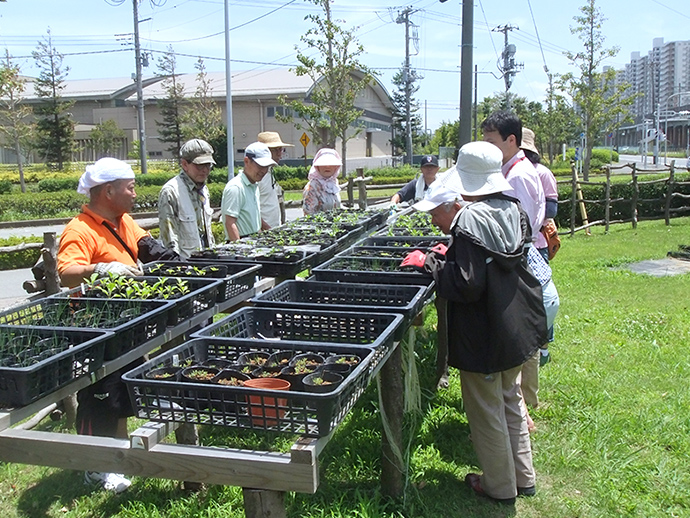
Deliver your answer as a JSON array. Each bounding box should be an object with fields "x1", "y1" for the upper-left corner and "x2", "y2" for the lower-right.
[{"x1": 521, "y1": 128, "x2": 558, "y2": 263}]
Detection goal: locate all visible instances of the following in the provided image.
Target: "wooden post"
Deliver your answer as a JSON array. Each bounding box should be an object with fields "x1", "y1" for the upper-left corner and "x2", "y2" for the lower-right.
[
  {"x1": 570, "y1": 163, "x2": 578, "y2": 236},
  {"x1": 604, "y1": 166, "x2": 611, "y2": 233},
  {"x1": 42, "y1": 232, "x2": 60, "y2": 296},
  {"x1": 665, "y1": 160, "x2": 675, "y2": 226},
  {"x1": 243, "y1": 488, "x2": 287, "y2": 518},
  {"x1": 347, "y1": 178, "x2": 354, "y2": 208},
  {"x1": 357, "y1": 168, "x2": 367, "y2": 210},
  {"x1": 379, "y1": 343, "x2": 404, "y2": 499},
  {"x1": 631, "y1": 163, "x2": 639, "y2": 229}
]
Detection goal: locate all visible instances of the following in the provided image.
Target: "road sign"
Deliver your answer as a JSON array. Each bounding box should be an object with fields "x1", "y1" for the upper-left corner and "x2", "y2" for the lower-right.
[{"x1": 300, "y1": 132, "x2": 310, "y2": 147}]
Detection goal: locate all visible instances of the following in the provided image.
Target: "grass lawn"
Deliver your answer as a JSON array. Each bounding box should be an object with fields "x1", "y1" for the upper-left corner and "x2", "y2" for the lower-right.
[{"x1": 2, "y1": 218, "x2": 690, "y2": 517}]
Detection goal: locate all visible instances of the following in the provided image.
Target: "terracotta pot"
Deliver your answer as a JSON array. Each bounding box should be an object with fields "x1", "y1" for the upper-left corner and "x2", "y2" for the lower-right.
[{"x1": 243, "y1": 377, "x2": 291, "y2": 426}]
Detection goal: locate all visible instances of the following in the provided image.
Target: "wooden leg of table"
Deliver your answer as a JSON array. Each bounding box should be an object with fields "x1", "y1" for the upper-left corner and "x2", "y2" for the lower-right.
[
  {"x1": 379, "y1": 342, "x2": 404, "y2": 499},
  {"x1": 242, "y1": 488, "x2": 287, "y2": 518}
]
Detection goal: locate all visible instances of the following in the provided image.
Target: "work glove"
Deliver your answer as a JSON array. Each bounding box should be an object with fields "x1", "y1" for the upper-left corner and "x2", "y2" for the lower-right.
[
  {"x1": 94, "y1": 261, "x2": 143, "y2": 278},
  {"x1": 400, "y1": 250, "x2": 428, "y2": 273},
  {"x1": 429, "y1": 243, "x2": 448, "y2": 255}
]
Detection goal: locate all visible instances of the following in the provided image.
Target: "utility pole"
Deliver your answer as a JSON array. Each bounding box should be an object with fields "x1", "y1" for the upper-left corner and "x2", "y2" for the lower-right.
[
  {"x1": 473, "y1": 64, "x2": 478, "y2": 141},
  {"x1": 396, "y1": 7, "x2": 418, "y2": 165},
  {"x1": 132, "y1": 0, "x2": 148, "y2": 174},
  {"x1": 224, "y1": 0, "x2": 234, "y2": 176},
  {"x1": 493, "y1": 24, "x2": 523, "y2": 109}
]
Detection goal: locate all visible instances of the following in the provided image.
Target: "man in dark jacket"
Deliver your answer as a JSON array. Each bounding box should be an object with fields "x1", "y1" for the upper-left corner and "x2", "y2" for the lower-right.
[{"x1": 401, "y1": 141, "x2": 547, "y2": 504}]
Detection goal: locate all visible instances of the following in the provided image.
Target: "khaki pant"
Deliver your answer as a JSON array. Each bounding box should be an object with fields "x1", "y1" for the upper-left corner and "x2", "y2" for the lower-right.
[
  {"x1": 460, "y1": 366, "x2": 535, "y2": 499},
  {"x1": 520, "y1": 351, "x2": 540, "y2": 408}
]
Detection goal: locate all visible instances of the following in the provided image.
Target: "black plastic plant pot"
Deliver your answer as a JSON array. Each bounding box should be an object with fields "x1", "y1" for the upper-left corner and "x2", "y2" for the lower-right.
[
  {"x1": 201, "y1": 358, "x2": 233, "y2": 370},
  {"x1": 237, "y1": 351, "x2": 270, "y2": 368},
  {"x1": 266, "y1": 350, "x2": 295, "y2": 369},
  {"x1": 212, "y1": 369, "x2": 250, "y2": 387},
  {"x1": 318, "y1": 362, "x2": 351, "y2": 378},
  {"x1": 289, "y1": 353, "x2": 325, "y2": 370},
  {"x1": 279, "y1": 365, "x2": 310, "y2": 392},
  {"x1": 302, "y1": 371, "x2": 344, "y2": 394},
  {"x1": 251, "y1": 365, "x2": 284, "y2": 379},
  {"x1": 325, "y1": 354, "x2": 361, "y2": 370},
  {"x1": 179, "y1": 366, "x2": 219, "y2": 384},
  {"x1": 145, "y1": 366, "x2": 181, "y2": 381}
]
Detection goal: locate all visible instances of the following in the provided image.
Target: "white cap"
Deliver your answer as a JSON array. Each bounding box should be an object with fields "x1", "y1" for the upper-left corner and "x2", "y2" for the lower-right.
[
  {"x1": 453, "y1": 141, "x2": 512, "y2": 197},
  {"x1": 412, "y1": 181, "x2": 461, "y2": 212},
  {"x1": 245, "y1": 142, "x2": 277, "y2": 167},
  {"x1": 77, "y1": 157, "x2": 135, "y2": 198}
]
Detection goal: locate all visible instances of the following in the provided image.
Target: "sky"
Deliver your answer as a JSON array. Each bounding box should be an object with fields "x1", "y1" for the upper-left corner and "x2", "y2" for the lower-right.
[{"x1": 0, "y1": 0, "x2": 688, "y2": 132}]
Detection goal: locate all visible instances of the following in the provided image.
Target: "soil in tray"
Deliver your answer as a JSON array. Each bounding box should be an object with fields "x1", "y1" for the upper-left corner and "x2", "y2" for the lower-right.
[
  {"x1": 349, "y1": 248, "x2": 418, "y2": 259},
  {"x1": 145, "y1": 264, "x2": 222, "y2": 277},
  {"x1": 388, "y1": 212, "x2": 444, "y2": 237}
]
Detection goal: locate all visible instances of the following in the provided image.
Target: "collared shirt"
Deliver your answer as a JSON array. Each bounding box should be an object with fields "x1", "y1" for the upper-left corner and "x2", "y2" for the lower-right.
[
  {"x1": 533, "y1": 162, "x2": 558, "y2": 250},
  {"x1": 221, "y1": 170, "x2": 261, "y2": 239},
  {"x1": 158, "y1": 171, "x2": 214, "y2": 258},
  {"x1": 502, "y1": 150, "x2": 545, "y2": 242},
  {"x1": 57, "y1": 204, "x2": 148, "y2": 274},
  {"x1": 258, "y1": 170, "x2": 282, "y2": 228}
]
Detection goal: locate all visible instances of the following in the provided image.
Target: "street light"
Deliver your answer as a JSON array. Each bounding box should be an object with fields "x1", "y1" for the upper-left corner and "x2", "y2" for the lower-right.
[{"x1": 664, "y1": 91, "x2": 690, "y2": 165}]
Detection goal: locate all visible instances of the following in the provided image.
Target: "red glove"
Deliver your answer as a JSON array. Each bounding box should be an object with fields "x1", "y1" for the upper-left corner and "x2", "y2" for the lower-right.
[
  {"x1": 430, "y1": 243, "x2": 448, "y2": 255},
  {"x1": 400, "y1": 250, "x2": 428, "y2": 272}
]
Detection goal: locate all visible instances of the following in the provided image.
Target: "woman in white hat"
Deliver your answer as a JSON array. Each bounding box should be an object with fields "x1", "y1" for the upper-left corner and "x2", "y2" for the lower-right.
[{"x1": 302, "y1": 148, "x2": 343, "y2": 215}]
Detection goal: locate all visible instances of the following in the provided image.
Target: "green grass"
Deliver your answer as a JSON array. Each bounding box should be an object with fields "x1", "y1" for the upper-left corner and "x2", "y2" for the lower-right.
[{"x1": 3, "y1": 218, "x2": 690, "y2": 516}]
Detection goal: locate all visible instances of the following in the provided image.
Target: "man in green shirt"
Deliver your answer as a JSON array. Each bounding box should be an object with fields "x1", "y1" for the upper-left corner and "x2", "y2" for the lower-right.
[{"x1": 221, "y1": 142, "x2": 277, "y2": 241}]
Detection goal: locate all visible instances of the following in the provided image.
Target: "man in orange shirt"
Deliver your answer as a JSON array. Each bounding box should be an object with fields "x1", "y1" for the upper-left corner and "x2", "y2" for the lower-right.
[{"x1": 58, "y1": 158, "x2": 185, "y2": 493}]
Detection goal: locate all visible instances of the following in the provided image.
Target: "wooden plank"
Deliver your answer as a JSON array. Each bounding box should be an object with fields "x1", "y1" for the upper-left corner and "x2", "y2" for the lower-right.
[
  {"x1": 289, "y1": 435, "x2": 330, "y2": 465},
  {"x1": 0, "y1": 429, "x2": 319, "y2": 493}
]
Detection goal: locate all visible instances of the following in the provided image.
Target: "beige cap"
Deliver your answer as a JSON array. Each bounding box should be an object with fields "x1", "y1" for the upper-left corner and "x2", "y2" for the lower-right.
[{"x1": 521, "y1": 128, "x2": 539, "y2": 155}]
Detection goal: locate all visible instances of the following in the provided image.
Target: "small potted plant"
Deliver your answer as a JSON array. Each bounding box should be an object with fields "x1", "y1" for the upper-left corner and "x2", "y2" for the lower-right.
[
  {"x1": 237, "y1": 351, "x2": 270, "y2": 367},
  {"x1": 180, "y1": 366, "x2": 219, "y2": 384},
  {"x1": 289, "y1": 353, "x2": 325, "y2": 371},
  {"x1": 266, "y1": 350, "x2": 295, "y2": 368},
  {"x1": 145, "y1": 366, "x2": 181, "y2": 381},
  {"x1": 302, "y1": 371, "x2": 343, "y2": 394}
]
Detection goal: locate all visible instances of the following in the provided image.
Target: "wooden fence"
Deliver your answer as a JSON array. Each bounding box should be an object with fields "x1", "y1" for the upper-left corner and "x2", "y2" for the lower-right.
[{"x1": 564, "y1": 160, "x2": 690, "y2": 235}]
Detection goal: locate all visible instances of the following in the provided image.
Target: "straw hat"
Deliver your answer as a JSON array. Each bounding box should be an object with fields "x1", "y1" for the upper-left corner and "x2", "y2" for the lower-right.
[{"x1": 257, "y1": 131, "x2": 294, "y2": 148}]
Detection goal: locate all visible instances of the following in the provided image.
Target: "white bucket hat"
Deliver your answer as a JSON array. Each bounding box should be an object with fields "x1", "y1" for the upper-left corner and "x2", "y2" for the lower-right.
[{"x1": 452, "y1": 141, "x2": 512, "y2": 197}]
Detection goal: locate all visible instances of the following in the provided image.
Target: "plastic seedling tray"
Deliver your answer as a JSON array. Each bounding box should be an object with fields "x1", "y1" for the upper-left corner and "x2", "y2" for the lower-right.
[
  {"x1": 0, "y1": 326, "x2": 110, "y2": 407},
  {"x1": 0, "y1": 297, "x2": 171, "y2": 360},
  {"x1": 51, "y1": 276, "x2": 222, "y2": 327},
  {"x1": 358, "y1": 235, "x2": 450, "y2": 248},
  {"x1": 251, "y1": 280, "x2": 429, "y2": 340},
  {"x1": 311, "y1": 256, "x2": 434, "y2": 286},
  {"x1": 144, "y1": 261, "x2": 260, "y2": 303},
  {"x1": 190, "y1": 250, "x2": 318, "y2": 279},
  {"x1": 122, "y1": 337, "x2": 393, "y2": 437},
  {"x1": 192, "y1": 307, "x2": 403, "y2": 350}
]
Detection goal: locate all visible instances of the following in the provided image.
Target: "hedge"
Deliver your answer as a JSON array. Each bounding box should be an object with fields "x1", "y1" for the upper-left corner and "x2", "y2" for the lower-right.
[{"x1": 0, "y1": 236, "x2": 43, "y2": 271}]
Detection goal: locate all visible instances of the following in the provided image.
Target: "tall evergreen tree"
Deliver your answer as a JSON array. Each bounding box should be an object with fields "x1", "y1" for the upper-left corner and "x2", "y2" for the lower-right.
[
  {"x1": 90, "y1": 119, "x2": 126, "y2": 159},
  {"x1": 31, "y1": 30, "x2": 74, "y2": 171},
  {"x1": 0, "y1": 51, "x2": 34, "y2": 192},
  {"x1": 156, "y1": 46, "x2": 185, "y2": 159},
  {"x1": 182, "y1": 58, "x2": 223, "y2": 143},
  {"x1": 390, "y1": 65, "x2": 424, "y2": 157}
]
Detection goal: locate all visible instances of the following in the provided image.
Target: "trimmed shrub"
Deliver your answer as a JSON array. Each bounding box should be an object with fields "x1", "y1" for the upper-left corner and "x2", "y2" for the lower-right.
[{"x1": 0, "y1": 180, "x2": 12, "y2": 195}]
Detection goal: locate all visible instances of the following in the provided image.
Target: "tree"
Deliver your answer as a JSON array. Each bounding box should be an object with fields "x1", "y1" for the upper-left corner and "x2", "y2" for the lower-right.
[
  {"x1": 90, "y1": 119, "x2": 125, "y2": 159},
  {"x1": 0, "y1": 51, "x2": 34, "y2": 192},
  {"x1": 156, "y1": 46, "x2": 185, "y2": 159},
  {"x1": 181, "y1": 57, "x2": 224, "y2": 143},
  {"x1": 428, "y1": 120, "x2": 459, "y2": 154},
  {"x1": 32, "y1": 30, "x2": 75, "y2": 171},
  {"x1": 390, "y1": 65, "x2": 424, "y2": 157},
  {"x1": 278, "y1": 0, "x2": 374, "y2": 175},
  {"x1": 560, "y1": 0, "x2": 634, "y2": 179},
  {"x1": 541, "y1": 76, "x2": 579, "y2": 163}
]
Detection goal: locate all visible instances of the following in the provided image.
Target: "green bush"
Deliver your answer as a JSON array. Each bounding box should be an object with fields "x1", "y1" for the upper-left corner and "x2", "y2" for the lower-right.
[
  {"x1": 38, "y1": 177, "x2": 79, "y2": 192},
  {"x1": 0, "y1": 236, "x2": 43, "y2": 270},
  {"x1": 0, "y1": 180, "x2": 12, "y2": 194},
  {"x1": 561, "y1": 148, "x2": 619, "y2": 171}
]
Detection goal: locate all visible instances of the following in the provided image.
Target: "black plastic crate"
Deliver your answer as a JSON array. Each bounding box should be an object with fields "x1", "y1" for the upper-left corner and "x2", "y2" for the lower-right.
[
  {"x1": 0, "y1": 326, "x2": 110, "y2": 407},
  {"x1": 144, "y1": 261, "x2": 260, "y2": 304},
  {"x1": 358, "y1": 235, "x2": 450, "y2": 248},
  {"x1": 190, "y1": 250, "x2": 317, "y2": 279},
  {"x1": 337, "y1": 245, "x2": 422, "y2": 259},
  {"x1": 312, "y1": 256, "x2": 434, "y2": 286},
  {"x1": 0, "y1": 298, "x2": 171, "y2": 360},
  {"x1": 122, "y1": 337, "x2": 393, "y2": 437},
  {"x1": 52, "y1": 276, "x2": 222, "y2": 327},
  {"x1": 251, "y1": 280, "x2": 429, "y2": 339},
  {"x1": 193, "y1": 307, "x2": 403, "y2": 350}
]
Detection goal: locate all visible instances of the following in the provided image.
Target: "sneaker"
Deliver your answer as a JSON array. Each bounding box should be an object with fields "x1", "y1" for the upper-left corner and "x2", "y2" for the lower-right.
[
  {"x1": 539, "y1": 349, "x2": 551, "y2": 367},
  {"x1": 84, "y1": 471, "x2": 131, "y2": 493},
  {"x1": 517, "y1": 485, "x2": 536, "y2": 497}
]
